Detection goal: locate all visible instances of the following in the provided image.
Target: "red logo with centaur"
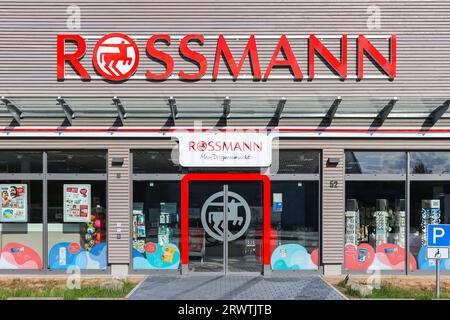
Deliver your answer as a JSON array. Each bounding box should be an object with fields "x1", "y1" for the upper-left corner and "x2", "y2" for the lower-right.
[
  {"x1": 92, "y1": 33, "x2": 140, "y2": 81},
  {"x1": 196, "y1": 141, "x2": 207, "y2": 151}
]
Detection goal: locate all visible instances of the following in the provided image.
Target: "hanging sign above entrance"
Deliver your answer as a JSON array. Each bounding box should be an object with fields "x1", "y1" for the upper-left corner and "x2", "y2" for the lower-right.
[{"x1": 176, "y1": 131, "x2": 272, "y2": 167}]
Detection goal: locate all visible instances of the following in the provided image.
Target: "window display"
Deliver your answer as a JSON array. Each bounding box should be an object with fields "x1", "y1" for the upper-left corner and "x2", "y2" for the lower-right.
[
  {"x1": 0, "y1": 181, "x2": 43, "y2": 269},
  {"x1": 345, "y1": 181, "x2": 411, "y2": 271},
  {"x1": 48, "y1": 181, "x2": 107, "y2": 270},
  {"x1": 410, "y1": 182, "x2": 450, "y2": 270},
  {"x1": 132, "y1": 181, "x2": 181, "y2": 270},
  {"x1": 270, "y1": 181, "x2": 319, "y2": 270},
  {"x1": 0, "y1": 150, "x2": 108, "y2": 272},
  {"x1": 345, "y1": 199, "x2": 360, "y2": 246}
]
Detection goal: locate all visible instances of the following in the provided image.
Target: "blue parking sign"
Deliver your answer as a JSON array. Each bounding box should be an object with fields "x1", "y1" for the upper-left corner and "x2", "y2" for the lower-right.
[{"x1": 428, "y1": 224, "x2": 450, "y2": 247}]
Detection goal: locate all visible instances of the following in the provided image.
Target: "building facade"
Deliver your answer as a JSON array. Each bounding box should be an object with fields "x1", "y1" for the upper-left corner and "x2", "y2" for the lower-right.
[{"x1": 0, "y1": 0, "x2": 450, "y2": 275}]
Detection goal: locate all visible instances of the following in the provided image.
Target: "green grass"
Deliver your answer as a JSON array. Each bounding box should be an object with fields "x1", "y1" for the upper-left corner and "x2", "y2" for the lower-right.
[
  {"x1": 337, "y1": 280, "x2": 450, "y2": 300},
  {"x1": 0, "y1": 281, "x2": 136, "y2": 300}
]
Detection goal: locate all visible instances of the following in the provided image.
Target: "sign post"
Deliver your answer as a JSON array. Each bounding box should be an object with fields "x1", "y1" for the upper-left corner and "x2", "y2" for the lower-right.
[
  {"x1": 427, "y1": 224, "x2": 450, "y2": 299},
  {"x1": 437, "y1": 256, "x2": 440, "y2": 299}
]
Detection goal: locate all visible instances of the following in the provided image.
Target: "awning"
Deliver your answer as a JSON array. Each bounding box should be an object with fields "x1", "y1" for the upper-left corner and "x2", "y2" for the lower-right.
[{"x1": 1, "y1": 96, "x2": 448, "y2": 126}]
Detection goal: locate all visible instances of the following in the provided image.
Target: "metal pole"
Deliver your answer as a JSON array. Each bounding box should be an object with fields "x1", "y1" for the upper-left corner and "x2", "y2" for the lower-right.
[
  {"x1": 43, "y1": 151, "x2": 48, "y2": 272},
  {"x1": 223, "y1": 184, "x2": 228, "y2": 275},
  {"x1": 436, "y1": 258, "x2": 441, "y2": 299}
]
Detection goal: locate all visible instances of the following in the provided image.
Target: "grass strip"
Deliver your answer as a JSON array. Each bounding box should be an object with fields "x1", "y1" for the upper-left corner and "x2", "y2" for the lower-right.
[
  {"x1": 0, "y1": 281, "x2": 136, "y2": 300},
  {"x1": 337, "y1": 279, "x2": 450, "y2": 300}
]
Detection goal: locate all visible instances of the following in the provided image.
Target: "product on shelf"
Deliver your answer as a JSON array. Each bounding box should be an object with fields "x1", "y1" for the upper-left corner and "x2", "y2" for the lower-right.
[
  {"x1": 158, "y1": 202, "x2": 178, "y2": 246},
  {"x1": 374, "y1": 199, "x2": 389, "y2": 247},
  {"x1": 132, "y1": 202, "x2": 145, "y2": 241},
  {"x1": 345, "y1": 199, "x2": 360, "y2": 245},
  {"x1": 421, "y1": 199, "x2": 441, "y2": 245},
  {"x1": 395, "y1": 199, "x2": 406, "y2": 248},
  {"x1": 81, "y1": 205, "x2": 106, "y2": 252}
]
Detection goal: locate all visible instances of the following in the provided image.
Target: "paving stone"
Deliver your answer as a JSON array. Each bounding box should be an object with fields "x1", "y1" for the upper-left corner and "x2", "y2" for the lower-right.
[{"x1": 128, "y1": 275, "x2": 346, "y2": 300}]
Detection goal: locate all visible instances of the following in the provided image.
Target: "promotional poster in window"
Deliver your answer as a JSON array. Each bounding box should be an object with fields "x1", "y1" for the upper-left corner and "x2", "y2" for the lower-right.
[
  {"x1": 0, "y1": 184, "x2": 27, "y2": 222},
  {"x1": 63, "y1": 184, "x2": 91, "y2": 223}
]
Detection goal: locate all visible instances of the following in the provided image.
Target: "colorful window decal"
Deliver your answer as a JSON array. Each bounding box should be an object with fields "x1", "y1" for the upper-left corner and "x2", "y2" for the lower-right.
[
  {"x1": 49, "y1": 241, "x2": 107, "y2": 269},
  {"x1": 133, "y1": 242, "x2": 180, "y2": 269},
  {"x1": 270, "y1": 244, "x2": 318, "y2": 270},
  {"x1": 48, "y1": 208, "x2": 107, "y2": 270},
  {"x1": 0, "y1": 242, "x2": 42, "y2": 269},
  {"x1": 344, "y1": 243, "x2": 417, "y2": 270}
]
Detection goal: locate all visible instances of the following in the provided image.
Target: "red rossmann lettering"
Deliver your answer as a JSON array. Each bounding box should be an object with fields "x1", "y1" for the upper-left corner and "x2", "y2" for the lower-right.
[
  {"x1": 189, "y1": 141, "x2": 263, "y2": 152},
  {"x1": 57, "y1": 34, "x2": 396, "y2": 81}
]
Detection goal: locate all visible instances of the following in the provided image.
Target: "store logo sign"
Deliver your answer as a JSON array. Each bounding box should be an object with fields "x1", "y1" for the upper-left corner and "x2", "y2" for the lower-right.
[
  {"x1": 92, "y1": 33, "x2": 140, "y2": 81},
  {"x1": 177, "y1": 131, "x2": 272, "y2": 167},
  {"x1": 56, "y1": 33, "x2": 396, "y2": 81},
  {"x1": 200, "y1": 191, "x2": 251, "y2": 241}
]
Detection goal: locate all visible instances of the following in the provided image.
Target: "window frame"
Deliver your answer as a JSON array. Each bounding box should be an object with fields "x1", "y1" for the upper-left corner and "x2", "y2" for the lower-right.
[
  {"x1": 130, "y1": 149, "x2": 322, "y2": 274},
  {"x1": 344, "y1": 150, "x2": 450, "y2": 275},
  {"x1": 0, "y1": 150, "x2": 108, "y2": 274}
]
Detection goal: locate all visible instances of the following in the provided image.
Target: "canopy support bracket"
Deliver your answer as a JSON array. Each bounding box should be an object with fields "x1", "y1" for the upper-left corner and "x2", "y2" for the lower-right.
[
  {"x1": 168, "y1": 96, "x2": 178, "y2": 122},
  {"x1": 223, "y1": 96, "x2": 231, "y2": 119},
  {"x1": 56, "y1": 96, "x2": 75, "y2": 125},
  {"x1": 274, "y1": 97, "x2": 287, "y2": 119},
  {"x1": 112, "y1": 96, "x2": 127, "y2": 124},
  {"x1": 376, "y1": 97, "x2": 398, "y2": 124},
  {"x1": 1, "y1": 96, "x2": 23, "y2": 124}
]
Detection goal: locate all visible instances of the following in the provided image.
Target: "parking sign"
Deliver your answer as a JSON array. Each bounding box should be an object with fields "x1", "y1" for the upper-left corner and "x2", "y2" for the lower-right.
[{"x1": 427, "y1": 224, "x2": 450, "y2": 247}]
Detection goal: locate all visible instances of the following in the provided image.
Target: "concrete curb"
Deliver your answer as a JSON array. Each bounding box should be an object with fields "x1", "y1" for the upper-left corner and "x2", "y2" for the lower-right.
[
  {"x1": 78, "y1": 298, "x2": 127, "y2": 300},
  {"x1": 7, "y1": 297, "x2": 64, "y2": 300},
  {"x1": 319, "y1": 275, "x2": 349, "y2": 300},
  {"x1": 125, "y1": 275, "x2": 148, "y2": 299},
  {"x1": 353, "y1": 298, "x2": 415, "y2": 300}
]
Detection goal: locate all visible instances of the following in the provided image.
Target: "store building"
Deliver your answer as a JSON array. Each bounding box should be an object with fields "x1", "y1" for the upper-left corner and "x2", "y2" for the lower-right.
[{"x1": 0, "y1": 0, "x2": 450, "y2": 276}]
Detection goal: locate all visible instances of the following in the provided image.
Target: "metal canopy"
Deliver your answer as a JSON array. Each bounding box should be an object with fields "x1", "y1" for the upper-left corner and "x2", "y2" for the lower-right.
[{"x1": 0, "y1": 96, "x2": 449, "y2": 124}]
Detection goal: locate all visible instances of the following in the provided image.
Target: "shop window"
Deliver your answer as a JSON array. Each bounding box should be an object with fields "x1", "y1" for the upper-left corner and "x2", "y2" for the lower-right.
[
  {"x1": 132, "y1": 181, "x2": 181, "y2": 270},
  {"x1": 410, "y1": 152, "x2": 450, "y2": 174},
  {"x1": 0, "y1": 151, "x2": 42, "y2": 173},
  {"x1": 47, "y1": 181, "x2": 107, "y2": 270},
  {"x1": 345, "y1": 151, "x2": 406, "y2": 174},
  {"x1": 270, "y1": 181, "x2": 319, "y2": 270},
  {"x1": 410, "y1": 181, "x2": 450, "y2": 271},
  {"x1": 133, "y1": 150, "x2": 182, "y2": 174},
  {"x1": 271, "y1": 150, "x2": 320, "y2": 174},
  {"x1": 0, "y1": 181, "x2": 43, "y2": 269},
  {"x1": 47, "y1": 151, "x2": 107, "y2": 173},
  {"x1": 345, "y1": 181, "x2": 408, "y2": 271}
]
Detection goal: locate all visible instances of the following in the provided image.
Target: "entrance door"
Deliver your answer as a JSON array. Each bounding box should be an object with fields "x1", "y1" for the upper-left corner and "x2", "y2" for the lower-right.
[{"x1": 188, "y1": 181, "x2": 263, "y2": 273}]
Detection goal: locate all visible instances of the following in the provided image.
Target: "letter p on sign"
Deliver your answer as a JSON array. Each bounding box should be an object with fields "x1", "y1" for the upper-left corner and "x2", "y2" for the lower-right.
[
  {"x1": 434, "y1": 228, "x2": 445, "y2": 243},
  {"x1": 428, "y1": 224, "x2": 450, "y2": 247}
]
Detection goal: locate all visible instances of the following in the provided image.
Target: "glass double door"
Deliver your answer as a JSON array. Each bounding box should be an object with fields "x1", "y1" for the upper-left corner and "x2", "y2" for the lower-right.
[{"x1": 188, "y1": 181, "x2": 263, "y2": 273}]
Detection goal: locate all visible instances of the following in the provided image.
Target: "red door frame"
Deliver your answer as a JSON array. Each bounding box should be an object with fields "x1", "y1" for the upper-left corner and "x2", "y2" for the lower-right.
[{"x1": 181, "y1": 173, "x2": 271, "y2": 267}]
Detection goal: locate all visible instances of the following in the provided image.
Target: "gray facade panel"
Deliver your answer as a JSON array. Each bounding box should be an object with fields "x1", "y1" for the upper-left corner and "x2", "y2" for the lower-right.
[
  {"x1": 321, "y1": 148, "x2": 345, "y2": 264},
  {"x1": 107, "y1": 148, "x2": 130, "y2": 264},
  {"x1": 0, "y1": 0, "x2": 449, "y2": 98}
]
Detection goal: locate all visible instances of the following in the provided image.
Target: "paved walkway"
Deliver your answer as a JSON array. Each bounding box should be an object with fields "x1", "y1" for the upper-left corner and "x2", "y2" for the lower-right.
[{"x1": 128, "y1": 275, "x2": 346, "y2": 300}]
